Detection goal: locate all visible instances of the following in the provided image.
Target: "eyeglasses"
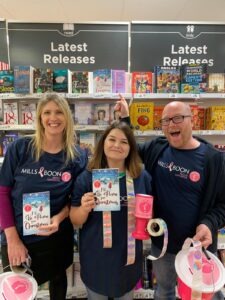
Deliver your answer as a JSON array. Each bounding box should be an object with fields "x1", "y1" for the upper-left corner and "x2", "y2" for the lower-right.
[{"x1": 159, "y1": 115, "x2": 192, "y2": 126}]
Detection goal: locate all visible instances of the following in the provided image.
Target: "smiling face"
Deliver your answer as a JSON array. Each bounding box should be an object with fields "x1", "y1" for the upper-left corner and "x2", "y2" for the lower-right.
[
  {"x1": 104, "y1": 128, "x2": 130, "y2": 167},
  {"x1": 41, "y1": 100, "x2": 66, "y2": 138},
  {"x1": 161, "y1": 101, "x2": 197, "y2": 149}
]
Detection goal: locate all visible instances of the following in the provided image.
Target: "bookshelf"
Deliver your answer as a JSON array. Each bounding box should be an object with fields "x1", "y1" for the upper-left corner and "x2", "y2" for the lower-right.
[{"x1": 1, "y1": 92, "x2": 225, "y2": 299}]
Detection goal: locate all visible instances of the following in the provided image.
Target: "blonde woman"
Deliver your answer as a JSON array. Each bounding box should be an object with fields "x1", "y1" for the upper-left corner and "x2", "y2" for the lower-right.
[{"x1": 0, "y1": 93, "x2": 87, "y2": 300}]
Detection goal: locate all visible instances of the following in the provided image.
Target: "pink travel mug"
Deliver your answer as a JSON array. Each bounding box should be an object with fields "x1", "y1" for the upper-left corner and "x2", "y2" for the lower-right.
[{"x1": 132, "y1": 194, "x2": 154, "y2": 240}]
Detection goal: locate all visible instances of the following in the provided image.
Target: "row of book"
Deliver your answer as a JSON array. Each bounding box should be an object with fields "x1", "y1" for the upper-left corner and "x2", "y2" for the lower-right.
[
  {"x1": 1, "y1": 128, "x2": 225, "y2": 160},
  {"x1": 132, "y1": 103, "x2": 225, "y2": 131},
  {"x1": 0, "y1": 64, "x2": 225, "y2": 95},
  {"x1": 0, "y1": 100, "x2": 121, "y2": 126},
  {"x1": 2, "y1": 100, "x2": 225, "y2": 131}
]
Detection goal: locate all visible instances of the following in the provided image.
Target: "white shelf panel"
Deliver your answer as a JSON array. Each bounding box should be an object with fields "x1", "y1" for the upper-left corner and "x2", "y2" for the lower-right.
[
  {"x1": 0, "y1": 124, "x2": 35, "y2": 131},
  {"x1": 0, "y1": 92, "x2": 225, "y2": 100}
]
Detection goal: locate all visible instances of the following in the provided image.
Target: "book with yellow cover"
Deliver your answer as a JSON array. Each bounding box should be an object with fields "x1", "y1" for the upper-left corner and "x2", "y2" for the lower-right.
[{"x1": 130, "y1": 102, "x2": 154, "y2": 131}]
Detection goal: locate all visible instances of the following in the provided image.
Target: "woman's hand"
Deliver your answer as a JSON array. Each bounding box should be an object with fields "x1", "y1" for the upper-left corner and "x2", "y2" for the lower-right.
[
  {"x1": 114, "y1": 94, "x2": 129, "y2": 118},
  {"x1": 81, "y1": 192, "x2": 96, "y2": 213},
  {"x1": 5, "y1": 227, "x2": 28, "y2": 266},
  {"x1": 37, "y1": 205, "x2": 69, "y2": 236}
]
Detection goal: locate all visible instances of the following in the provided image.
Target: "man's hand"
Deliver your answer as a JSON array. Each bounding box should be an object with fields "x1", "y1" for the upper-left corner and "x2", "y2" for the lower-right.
[{"x1": 192, "y1": 224, "x2": 212, "y2": 248}]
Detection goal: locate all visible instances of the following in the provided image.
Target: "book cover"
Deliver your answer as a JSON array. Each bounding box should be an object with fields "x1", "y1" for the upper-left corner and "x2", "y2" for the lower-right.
[
  {"x1": 70, "y1": 71, "x2": 90, "y2": 94},
  {"x1": 207, "y1": 73, "x2": 225, "y2": 93},
  {"x1": 153, "y1": 106, "x2": 164, "y2": 130},
  {"x1": 20, "y1": 102, "x2": 36, "y2": 125},
  {"x1": 92, "y1": 168, "x2": 120, "y2": 211},
  {"x1": 218, "y1": 228, "x2": 225, "y2": 249},
  {"x1": 3, "y1": 102, "x2": 18, "y2": 125},
  {"x1": 205, "y1": 106, "x2": 225, "y2": 130},
  {"x1": 74, "y1": 102, "x2": 94, "y2": 125},
  {"x1": 93, "y1": 69, "x2": 112, "y2": 93},
  {"x1": 190, "y1": 105, "x2": 205, "y2": 130},
  {"x1": 132, "y1": 72, "x2": 153, "y2": 93},
  {"x1": 53, "y1": 69, "x2": 69, "y2": 93},
  {"x1": 79, "y1": 132, "x2": 96, "y2": 158},
  {"x1": 93, "y1": 103, "x2": 110, "y2": 126},
  {"x1": 130, "y1": 102, "x2": 154, "y2": 131},
  {"x1": 0, "y1": 99, "x2": 3, "y2": 124},
  {"x1": 180, "y1": 63, "x2": 208, "y2": 93},
  {"x1": 154, "y1": 66, "x2": 180, "y2": 93},
  {"x1": 23, "y1": 191, "x2": 50, "y2": 236},
  {"x1": 33, "y1": 68, "x2": 53, "y2": 93},
  {"x1": 112, "y1": 70, "x2": 126, "y2": 93},
  {"x1": 1, "y1": 132, "x2": 19, "y2": 156},
  {"x1": 69, "y1": 103, "x2": 75, "y2": 123},
  {"x1": 109, "y1": 103, "x2": 121, "y2": 124},
  {"x1": 14, "y1": 65, "x2": 34, "y2": 94},
  {"x1": 0, "y1": 70, "x2": 14, "y2": 93}
]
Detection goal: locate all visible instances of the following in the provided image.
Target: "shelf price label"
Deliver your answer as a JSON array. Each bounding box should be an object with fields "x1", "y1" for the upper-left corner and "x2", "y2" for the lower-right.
[
  {"x1": 169, "y1": 93, "x2": 177, "y2": 98},
  {"x1": 191, "y1": 94, "x2": 200, "y2": 99}
]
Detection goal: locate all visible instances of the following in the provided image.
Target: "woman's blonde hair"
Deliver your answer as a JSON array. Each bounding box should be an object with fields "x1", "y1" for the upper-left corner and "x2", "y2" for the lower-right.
[
  {"x1": 30, "y1": 93, "x2": 77, "y2": 163},
  {"x1": 88, "y1": 121, "x2": 143, "y2": 178}
]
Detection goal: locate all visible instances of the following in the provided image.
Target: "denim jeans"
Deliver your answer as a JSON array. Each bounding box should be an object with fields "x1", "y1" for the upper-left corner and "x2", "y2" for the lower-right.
[
  {"x1": 151, "y1": 244, "x2": 224, "y2": 300},
  {"x1": 86, "y1": 286, "x2": 134, "y2": 300}
]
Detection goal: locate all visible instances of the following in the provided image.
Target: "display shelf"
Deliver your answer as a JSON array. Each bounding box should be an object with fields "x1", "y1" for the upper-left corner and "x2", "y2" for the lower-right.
[
  {"x1": 1, "y1": 123, "x2": 225, "y2": 137},
  {"x1": 0, "y1": 92, "x2": 225, "y2": 101}
]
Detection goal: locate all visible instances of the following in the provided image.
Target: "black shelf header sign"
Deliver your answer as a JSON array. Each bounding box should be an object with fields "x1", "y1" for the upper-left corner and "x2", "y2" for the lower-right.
[
  {"x1": 8, "y1": 22, "x2": 129, "y2": 71},
  {"x1": 0, "y1": 20, "x2": 9, "y2": 66},
  {"x1": 131, "y1": 22, "x2": 225, "y2": 73}
]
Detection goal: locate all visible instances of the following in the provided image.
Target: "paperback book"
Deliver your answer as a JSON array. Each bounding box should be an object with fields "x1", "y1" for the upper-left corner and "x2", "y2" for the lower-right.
[
  {"x1": 92, "y1": 168, "x2": 120, "y2": 211},
  {"x1": 53, "y1": 69, "x2": 69, "y2": 93},
  {"x1": 79, "y1": 132, "x2": 96, "y2": 158},
  {"x1": 69, "y1": 71, "x2": 90, "y2": 94},
  {"x1": 93, "y1": 103, "x2": 110, "y2": 126},
  {"x1": 33, "y1": 68, "x2": 53, "y2": 93},
  {"x1": 154, "y1": 66, "x2": 180, "y2": 93},
  {"x1": 112, "y1": 70, "x2": 126, "y2": 93},
  {"x1": 74, "y1": 102, "x2": 94, "y2": 125},
  {"x1": 14, "y1": 65, "x2": 34, "y2": 94},
  {"x1": 20, "y1": 102, "x2": 36, "y2": 125},
  {"x1": 180, "y1": 63, "x2": 208, "y2": 93},
  {"x1": 0, "y1": 70, "x2": 14, "y2": 93},
  {"x1": 23, "y1": 191, "x2": 50, "y2": 235},
  {"x1": 132, "y1": 72, "x2": 153, "y2": 93},
  {"x1": 3, "y1": 102, "x2": 18, "y2": 125},
  {"x1": 0, "y1": 132, "x2": 19, "y2": 156},
  {"x1": 207, "y1": 73, "x2": 225, "y2": 93},
  {"x1": 130, "y1": 102, "x2": 154, "y2": 131},
  {"x1": 93, "y1": 69, "x2": 112, "y2": 93}
]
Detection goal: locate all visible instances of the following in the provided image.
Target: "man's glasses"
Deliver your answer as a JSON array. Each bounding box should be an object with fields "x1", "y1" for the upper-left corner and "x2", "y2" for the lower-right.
[{"x1": 159, "y1": 115, "x2": 192, "y2": 126}]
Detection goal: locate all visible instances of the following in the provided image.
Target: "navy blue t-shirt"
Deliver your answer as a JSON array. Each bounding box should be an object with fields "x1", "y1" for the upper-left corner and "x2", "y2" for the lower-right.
[
  {"x1": 71, "y1": 169, "x2": 152, "y2": 297},
  {"x1": 0, "y1": 137, "x2": 87, "y2": 244},
  {"x1": 152, "y1": 143, "x2": 206, "y2": 254}
]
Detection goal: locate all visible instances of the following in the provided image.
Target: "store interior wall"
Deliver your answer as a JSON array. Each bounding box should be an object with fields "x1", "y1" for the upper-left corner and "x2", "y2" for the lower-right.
[{"x1": 0, "y1": 0, "x2": 225, "y2": 23}]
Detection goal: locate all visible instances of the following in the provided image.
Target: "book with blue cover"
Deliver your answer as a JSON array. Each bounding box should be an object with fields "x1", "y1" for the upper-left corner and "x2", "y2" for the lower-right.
[
  {"x1": 23, "y1": 191, "x2": 50, "y2": 235},
  {"x1": 0, "y1": 70, "x2": 14, "y2": 93},
  {"x1": 14, "y1": 65, "x2": 34, "y2": 94},
  {"x1": 92, "y1": 168, "x2": 120, "y2": 211}
]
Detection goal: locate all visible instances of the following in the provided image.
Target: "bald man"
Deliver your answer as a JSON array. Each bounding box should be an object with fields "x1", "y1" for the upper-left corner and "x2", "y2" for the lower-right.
[{"x1": 116, "y1": 98, "x2": 225, "y2": 300}]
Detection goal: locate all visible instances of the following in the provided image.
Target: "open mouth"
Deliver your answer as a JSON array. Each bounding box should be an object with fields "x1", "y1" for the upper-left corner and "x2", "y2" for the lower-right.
[{"x1": 169, "y1": 130, "x2": 180, "y2": 137}]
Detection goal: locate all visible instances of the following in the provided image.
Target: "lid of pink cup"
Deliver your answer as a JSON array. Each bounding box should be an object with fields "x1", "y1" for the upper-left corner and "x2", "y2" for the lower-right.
[
  {"x1": 175, "y1": 247, "x2": 225, "y2": 293},
  {"x1": 0, "y1": 272, "x2": 38, "y2": 300}
]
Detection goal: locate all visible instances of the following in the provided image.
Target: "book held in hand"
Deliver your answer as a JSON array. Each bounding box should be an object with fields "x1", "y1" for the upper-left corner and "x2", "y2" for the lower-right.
[
  {"x1": 23, "y1": 191, "x2": 50, "y2": 235},
  {"x1": 92, "y1": 168, "x2": 120, "y2": 211}
]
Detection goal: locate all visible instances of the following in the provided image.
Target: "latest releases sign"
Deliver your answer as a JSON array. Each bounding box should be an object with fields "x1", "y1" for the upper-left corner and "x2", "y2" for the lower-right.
[
  {"x1": 8, "y1": 22, "x2": 129, "y2": 70},
  {"x1": 131, "y1": 22, "x2": 225, "y2": 72}
]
